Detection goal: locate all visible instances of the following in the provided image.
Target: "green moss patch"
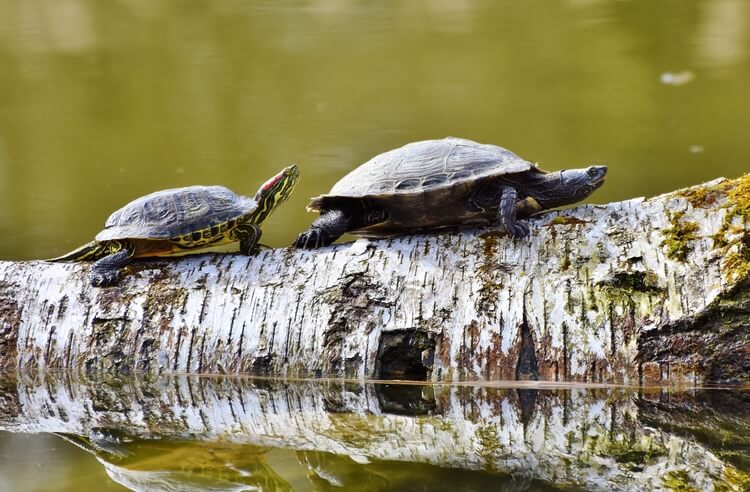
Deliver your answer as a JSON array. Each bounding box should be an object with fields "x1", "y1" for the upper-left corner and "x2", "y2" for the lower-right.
[
  {"x1": 546, "y1": 215, "x2": 590, "y2": 226},
  {"x1": 678, "y1": 181, "x2": 732, "y2": 208},
  {"x1": 725, "y1": 174, "x2": 750, "y2": 223},
  {"x1": 595, "y1": 436, "x2": 668, "y2": 471},
  {"x1": 714, "y1": 175, "x2": 750, "y2": 283},
  {"x1": 724, "y1": 241, "x2": 750, "y2": 284},
  {"x1": 661, "y1": 210, "x2": 699, "y2": 261},
  {"x1": 670, "y1": 174, "x2": 749, "y2": 282},
  {"x1": 663, "y1": 470, "x2": 700, "y2": 491},
  {"x1": 716, "y1": 466, "x2": 750, "y2": 492},
  {"x1": 476, "y1": 424, "x2": 503, "y2": 465}
]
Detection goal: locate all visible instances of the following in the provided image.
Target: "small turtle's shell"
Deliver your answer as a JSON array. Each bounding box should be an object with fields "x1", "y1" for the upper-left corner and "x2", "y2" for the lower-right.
[
  {"x1": 325, "y1": 137, "x2": 535, "y2": 199},
  {"x1": 96, "y1": 186, "x2": 256, "y2": 241}
]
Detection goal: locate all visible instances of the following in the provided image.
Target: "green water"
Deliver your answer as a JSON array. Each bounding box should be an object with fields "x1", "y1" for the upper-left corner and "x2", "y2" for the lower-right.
[
  {"x1": 1, "y1": 1, "x2": 749, "y2": 260},
  {"x1": 1, "y1": 1, "x2": 749, "y2": 490}
]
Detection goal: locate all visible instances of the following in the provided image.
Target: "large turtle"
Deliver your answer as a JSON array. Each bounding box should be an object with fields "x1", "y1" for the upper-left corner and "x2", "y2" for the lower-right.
[
  {"x1": 51, "y1": 165, "x2": 299, "y2": 286},
  {"x1": 294, "y1": 138, "x2": 606, "y2": 248}
]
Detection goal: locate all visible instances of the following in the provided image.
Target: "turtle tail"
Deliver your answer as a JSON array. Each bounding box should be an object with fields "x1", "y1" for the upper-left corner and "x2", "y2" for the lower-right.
[
  {"x1": 306, "y1": 196, "x2": 326, "y2": 213},
  {"x1": 306, "y1": 195, "x2": 358, "y2": 213},
  {"x1": 47, "y1": 241, "x2": 110, "y2": 263}
]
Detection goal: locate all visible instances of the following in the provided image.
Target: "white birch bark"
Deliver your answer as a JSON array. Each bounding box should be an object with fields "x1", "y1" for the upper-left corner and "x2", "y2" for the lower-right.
[{"x1": 0, "y1": 176, "x2": 748, "y2": 383}]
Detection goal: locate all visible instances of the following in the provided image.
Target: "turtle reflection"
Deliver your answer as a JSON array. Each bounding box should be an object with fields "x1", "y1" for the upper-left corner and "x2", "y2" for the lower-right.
[
  {"x1": 56, "y1": 431, "x2": 292, "y2": 492},
  {"x1": 297, "y1": 451, "x2": 534, "y2": 492}
]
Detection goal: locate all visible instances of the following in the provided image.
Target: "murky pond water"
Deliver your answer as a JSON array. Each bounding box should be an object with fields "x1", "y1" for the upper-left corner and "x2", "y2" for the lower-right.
[
  {"x1": 1, "y1": 1, "x2": 749, "y2": 260},
  {"x1": 0, "y1": 374, "x2": 749, "y2": 491},
  {"x1": 1, "y1": 1, "x2": 749, "y2": 490}
]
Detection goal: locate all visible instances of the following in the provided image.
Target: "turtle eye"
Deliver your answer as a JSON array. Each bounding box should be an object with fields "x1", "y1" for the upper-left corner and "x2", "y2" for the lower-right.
[{"x1": 587, "y1": 166, "x2": 605, "y2": 178}]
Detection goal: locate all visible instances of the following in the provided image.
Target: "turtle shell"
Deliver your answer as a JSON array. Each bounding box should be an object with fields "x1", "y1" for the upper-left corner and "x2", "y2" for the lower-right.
[
  {"x1": 95, "y1": 186, "x2": 257, "y2": 241},
  {"x1": 307, "y1": 137, "x2": 545, "y2": 236},
  {"x1": 324, "y1": 137, "x2": 536, "y2": 199}
]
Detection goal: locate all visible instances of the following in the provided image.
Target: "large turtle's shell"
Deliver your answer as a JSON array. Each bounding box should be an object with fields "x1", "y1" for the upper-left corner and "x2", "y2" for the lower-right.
[
  {"x1": 313, "y1": 137, "x2": 537, "y2": 203},
  {"x1": 96, "y1": 186, "x2": 256, "y2": 241},
  {"x1": 308, "y1": 137, "x2": 544, "y2": 235}
]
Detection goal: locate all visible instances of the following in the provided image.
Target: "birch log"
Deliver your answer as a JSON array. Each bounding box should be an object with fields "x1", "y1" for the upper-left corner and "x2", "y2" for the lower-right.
[
  {"x1": 0, "y1": 374, "x2": 748, "y2": 491},
  {"x1": 0, "y1": 176, "x2": 748, "y2": 384}
]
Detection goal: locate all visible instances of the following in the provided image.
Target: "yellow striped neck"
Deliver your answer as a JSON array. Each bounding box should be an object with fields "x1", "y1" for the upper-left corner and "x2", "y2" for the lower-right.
[{"x1": 249, "y1": 165, "x2": 299, "y2": 224}]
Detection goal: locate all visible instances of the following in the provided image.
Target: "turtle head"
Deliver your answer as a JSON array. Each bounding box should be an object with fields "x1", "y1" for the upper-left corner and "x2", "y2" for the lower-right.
[
  {"x1": 251, "y1": 164, "x2": 300, "y2": 223},
  {"x1": 534, "y1": 165, "x2": 607, "y2": 209}
]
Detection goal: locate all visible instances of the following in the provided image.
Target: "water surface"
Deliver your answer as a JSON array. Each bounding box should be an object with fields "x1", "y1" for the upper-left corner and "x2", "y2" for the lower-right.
[{"x1": 0, "y1": 0, "x2": 749, "y2": 259}]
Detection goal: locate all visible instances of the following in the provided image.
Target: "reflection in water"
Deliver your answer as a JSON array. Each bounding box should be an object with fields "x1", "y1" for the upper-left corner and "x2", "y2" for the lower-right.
[
  {"x1": 298, "y1": 451, "x2": 390, "y2": 491},
  {"x1": 637, "y1": 390, "x2": 750, "y2": 473},
  {"x1": 0, "y1": 373, "x2": 748, "y2": 491},
  {"x1": 58, "y1": 434, "x2": 292, "y2": 492},
  {"x1": 297, "y1": 451, "x2": 535, "y2": 492}
]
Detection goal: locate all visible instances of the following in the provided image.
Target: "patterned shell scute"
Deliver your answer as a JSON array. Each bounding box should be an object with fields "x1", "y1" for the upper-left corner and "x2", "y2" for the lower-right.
[
  {"x1": 95, "y1": 186, "x2": 257, "y2": 241},
  {"x1": 329, "y1": 137, "x2": 534, "y2": 197}
]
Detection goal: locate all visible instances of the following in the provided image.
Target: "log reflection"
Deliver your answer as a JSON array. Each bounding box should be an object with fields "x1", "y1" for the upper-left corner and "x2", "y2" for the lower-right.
[{"x1": 0, "y1": 373, "x2": 748, "y2": 491}]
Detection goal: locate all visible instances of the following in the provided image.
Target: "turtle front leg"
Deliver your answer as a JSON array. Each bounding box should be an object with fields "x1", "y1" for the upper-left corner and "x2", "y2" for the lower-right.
[
  {"x1": 235, "y1": 223, "x2": 263, "y2": 255},
  {"x1": 90, "y1": 245, "x2": 135, "y2": 287},
  {"x1": 293, "y1": 209, "x2": 352, "y2": 249},
  {"x1": 498, "y1": 186, "x2": 530, "y2": 239}
]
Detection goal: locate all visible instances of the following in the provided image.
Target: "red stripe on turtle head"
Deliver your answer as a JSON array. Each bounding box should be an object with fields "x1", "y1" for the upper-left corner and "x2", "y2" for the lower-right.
[
  {"x1": 260, "y1": 172, "x2": 284, "y2": 192},
  {"x1": 259, "y1": 165, "x2": 298, "y2": 193}
]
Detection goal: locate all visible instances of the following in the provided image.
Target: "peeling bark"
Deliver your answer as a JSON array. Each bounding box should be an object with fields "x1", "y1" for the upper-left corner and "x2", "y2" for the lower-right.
[
  {"x1": 0, "y1": 373, "x2": 748, "y2": 491},
  {"x1": 0, "y1": 176, "x2": 748, "y2": 383}
]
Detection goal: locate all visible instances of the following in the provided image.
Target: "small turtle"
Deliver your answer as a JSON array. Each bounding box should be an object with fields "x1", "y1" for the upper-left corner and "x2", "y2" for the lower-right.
[
  {"x1": 294, "y1": 138, "x2": 606, "y2": 248},
  {"x1": 50, "y1": 165, "x2": 299, "y2": 286}
]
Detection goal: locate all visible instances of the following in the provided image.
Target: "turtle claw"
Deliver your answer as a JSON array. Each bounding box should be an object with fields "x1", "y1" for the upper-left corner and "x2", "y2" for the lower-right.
[
  {"x1": 502, "y1": 220, "x2": 530, "y2": 240},
  {"x1": 89, "y1": 249, "x2": 131, "y2": 287},
  {"x1": 511, "y1": 221, "x2": 531, "y2": 239},
  {"x1": 293, "y1": 229, "x2": 330, "y2": 249},
  {"x1": 89, "y1": 269, "x2": 121, "y2": 287}
]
